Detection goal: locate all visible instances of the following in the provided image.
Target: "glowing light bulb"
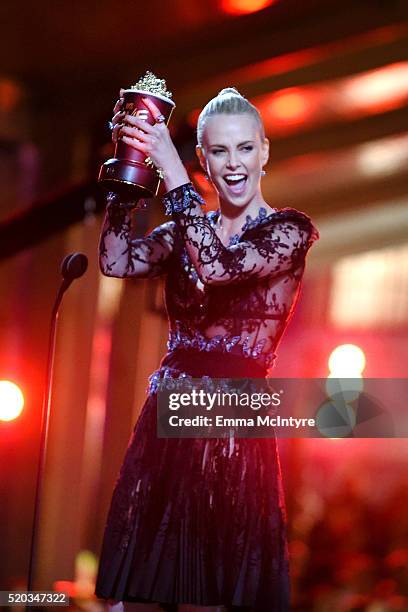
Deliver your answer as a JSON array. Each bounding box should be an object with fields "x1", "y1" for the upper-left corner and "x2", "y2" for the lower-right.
[
  {"x1": 328, "y1": 344, "x2": 366, "y2": 377},
  {"x1": 0, "y1": 380, "x2": 25, "y2": 421}
]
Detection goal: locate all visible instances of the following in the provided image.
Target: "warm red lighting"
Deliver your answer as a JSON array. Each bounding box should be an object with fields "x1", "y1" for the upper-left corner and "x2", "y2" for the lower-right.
[
  {"x1": 191, "y1": 170, "x2": 211, "y2": 194},
  {"x1": 189, "y1": 57, "x2": 408, "y2": 139},
  {"x1": 0, "y1": 380, "x2": 25, "y2": 421},
  {"x1": 54, "y1": 550, "x2": 98, "y2": 599},
  {"x1": 0, "y1": 79, "x2": 22, "y2": 112},
  {"x1": 328, "y1": 344, "x2": 366, "y2": 377},
  {"x1": 187, "y1": 108, "x2": 200, "y2": 129},
  {"x1": 268, "y1": 90, "x2": 310, "y2": 124},
  {"x1": 221, "y1": 0, "x2": 277, "y2": 16},
  {"x1": 342, "y1": 62, "x2": 408, "y2": 116}
]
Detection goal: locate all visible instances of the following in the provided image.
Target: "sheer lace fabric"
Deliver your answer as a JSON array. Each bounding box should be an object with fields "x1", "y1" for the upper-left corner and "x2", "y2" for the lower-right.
[
  {"x1": 99, "y1": 192, "x2": 176, "y2": 279},
  {"x1": 99, "y1": 183, "x2": 319, "y2": 373},
  {"x1": 95, "y1": 386, "x2": 291, "y2": 610},
  {"x1": 96, "y1": 182, "x2": 319, "y2": 610}
]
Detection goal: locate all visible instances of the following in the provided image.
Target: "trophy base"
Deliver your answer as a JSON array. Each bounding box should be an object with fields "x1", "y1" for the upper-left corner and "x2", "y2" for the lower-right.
[{"x1": 98, "y1": 158, "x2": 160, "y2": 202}]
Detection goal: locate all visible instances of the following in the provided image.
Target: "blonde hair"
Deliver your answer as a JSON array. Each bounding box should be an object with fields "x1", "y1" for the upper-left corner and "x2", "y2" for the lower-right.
[{"x1": 197, "y1": 87, "x2": 265, "y2": 148}]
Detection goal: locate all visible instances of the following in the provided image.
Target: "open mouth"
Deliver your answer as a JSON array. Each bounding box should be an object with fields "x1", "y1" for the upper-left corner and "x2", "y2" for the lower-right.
[{"x1": 223, "y1": 174, "x2": 247, "y2": 194}]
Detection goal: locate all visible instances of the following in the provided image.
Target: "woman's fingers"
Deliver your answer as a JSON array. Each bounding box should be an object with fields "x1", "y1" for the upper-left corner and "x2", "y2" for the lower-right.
[
  {"x1": 120, "y1": 125, "x2": 155, "y2": 144},
  {"x1": 112, "y1": 110, "x2": 125, "y2": 126},
  {"x1": 121, "y1": 135, "x2": 149, "y2": 153},
  {"x1": 112, "y1": 119, "x2": 157, "y2": 146},
  {"x1": 113, "y1": 89, "x2": 125, "y2": 111},
  {"x1": 141, "y1": 97, "x2": 162, "y2": 121},
  {"x1": 111, "y1": 96, "x2": 174, "y2": 166},
  {"x1": 113, "y1": 97, "x2": 124, "y2": 114},
  {"x1": 124, "y1": 114, "x2": 155, "y2": 133},
  {"x1": 112, "y1": 122, "x2": 123, "y2": 144}
]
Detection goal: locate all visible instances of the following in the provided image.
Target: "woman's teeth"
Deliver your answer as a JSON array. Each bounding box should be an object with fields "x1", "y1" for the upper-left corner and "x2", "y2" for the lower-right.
[
  {"x1": 224, "y1": 174, "x2": 246, "y2": 183},
  {"x1": 224, "y1": 174, "x2": 247, "y2": 194}
]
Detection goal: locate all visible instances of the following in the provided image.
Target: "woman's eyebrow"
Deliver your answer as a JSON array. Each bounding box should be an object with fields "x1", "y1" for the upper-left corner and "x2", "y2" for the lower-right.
[{"x1": 209, "y1": 140, "x2": 255, "y2": 148}]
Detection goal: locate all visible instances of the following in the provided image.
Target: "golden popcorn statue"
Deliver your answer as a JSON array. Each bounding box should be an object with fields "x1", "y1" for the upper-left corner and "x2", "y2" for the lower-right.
[{"x1": 98, "y1": 71, "x2": 175, "y2": 203}]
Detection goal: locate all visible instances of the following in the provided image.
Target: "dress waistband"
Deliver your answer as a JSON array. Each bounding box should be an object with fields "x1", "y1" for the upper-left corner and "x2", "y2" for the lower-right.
[
  {"x1": 147, "y1": 348, "x2": 270, "y2": 396},
  {"x1": 159, "y1": 347, "x2": 267, "y2": 379}
]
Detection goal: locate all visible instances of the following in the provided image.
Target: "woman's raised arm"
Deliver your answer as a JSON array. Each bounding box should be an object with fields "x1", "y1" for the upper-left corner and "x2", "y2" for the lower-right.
[
  {"x1": 108, "y1": 95, "x2": 318, "y2": 284},
  {"x1": 98, "y1": 194, "x2": 175, "y2": 278}
]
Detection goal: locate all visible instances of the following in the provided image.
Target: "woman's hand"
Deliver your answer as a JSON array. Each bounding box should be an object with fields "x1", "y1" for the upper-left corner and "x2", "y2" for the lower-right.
[
  {"x1": 110, "y1": 89, "x2": 126, "y2": 144},
  {"x1": 110, "y1": 94, "x2": 189, "y2": 191}
]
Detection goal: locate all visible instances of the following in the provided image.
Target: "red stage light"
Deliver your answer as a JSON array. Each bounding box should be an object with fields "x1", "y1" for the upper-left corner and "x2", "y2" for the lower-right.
[
  {"x1": 0, "y1": 380, "x2": 25, "y2": 421},
  {"x1": 0, "y1": 79, "x2": 22, "y2": 112},
  {"x1": 328, "y1": 344, "x2": 366, "y2": 377},
  {"x1": 221, "y1": 0, "x2": 277, "y2": 16},
  {"x1": 267, "y1": 89, "x2": 311, "y2": 124},
  {"x1": 187, "y1": 108, "x2": 200, "y2": 128},
  {"x1": 343, "y1": 62, "x2": 408, "y2": 116}
]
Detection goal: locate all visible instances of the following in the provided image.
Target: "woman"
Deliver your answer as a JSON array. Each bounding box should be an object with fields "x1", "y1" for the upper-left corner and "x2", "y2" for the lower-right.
[{"x1": 95, "y1": 87, "x2": 319, "y2": 612}]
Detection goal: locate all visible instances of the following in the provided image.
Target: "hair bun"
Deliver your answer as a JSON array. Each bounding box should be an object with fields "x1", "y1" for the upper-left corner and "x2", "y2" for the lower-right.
[{"x1": 217, "y1": 87, "x2": 244, "y2": 97}]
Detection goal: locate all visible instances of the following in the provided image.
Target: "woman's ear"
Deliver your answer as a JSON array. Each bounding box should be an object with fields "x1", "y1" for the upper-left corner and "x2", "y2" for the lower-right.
[
  {"x1": 261, "y1": 137, "x2": 270, "y2": 167},
  {"x1": 196, "y1": 145, "x2": 207, "y2": 173}
]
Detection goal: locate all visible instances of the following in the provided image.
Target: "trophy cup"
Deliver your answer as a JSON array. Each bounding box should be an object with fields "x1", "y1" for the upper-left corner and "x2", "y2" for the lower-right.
[{"x1": 98, "y1": 71, "x2": 175, "y2": 206}]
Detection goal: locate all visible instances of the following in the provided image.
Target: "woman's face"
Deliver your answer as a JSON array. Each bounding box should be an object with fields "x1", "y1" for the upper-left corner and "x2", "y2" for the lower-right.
[{"x1": 197, "y1": 113, "x2": 269, "y2": 208}]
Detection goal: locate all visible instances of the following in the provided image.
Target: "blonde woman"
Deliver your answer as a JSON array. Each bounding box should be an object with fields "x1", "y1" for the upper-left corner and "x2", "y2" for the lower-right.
[{"x1": 95, "y1": 88, "x2": 319, "y2": 612}]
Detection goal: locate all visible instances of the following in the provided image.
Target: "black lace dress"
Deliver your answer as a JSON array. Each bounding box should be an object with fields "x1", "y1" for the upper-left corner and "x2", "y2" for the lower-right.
[{"x1": 94, "y1": 182, "x2": 319, "y2": 611}]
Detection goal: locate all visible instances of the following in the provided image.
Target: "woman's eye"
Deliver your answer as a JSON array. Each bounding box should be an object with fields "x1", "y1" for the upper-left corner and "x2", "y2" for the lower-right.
[
  {"x1": 242, "y1": 146, "x2": 253, "y2": 151},
  {"x1": 211, "y1": 150, "x2": 223, "y2": 155}
]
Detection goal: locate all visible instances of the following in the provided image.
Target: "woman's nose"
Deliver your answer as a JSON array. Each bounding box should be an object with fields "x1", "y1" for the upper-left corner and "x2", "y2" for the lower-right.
[{"x1": 226, "y1": 154, "x2": 240, "y2": 169}]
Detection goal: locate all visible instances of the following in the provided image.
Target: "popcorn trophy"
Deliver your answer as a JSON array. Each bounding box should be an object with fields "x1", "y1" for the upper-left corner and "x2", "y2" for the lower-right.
[{"x1": 98, "y1": 71, "x2": 175, "y2": 207}]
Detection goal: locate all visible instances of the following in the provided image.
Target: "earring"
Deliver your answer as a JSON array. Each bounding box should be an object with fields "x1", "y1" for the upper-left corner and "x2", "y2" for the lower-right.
[
  {"x1": 204, "y1": 173, "x2": 209, "y2": 181},
  {"x1": 261, "y1": 169, "x2": 266, "y2": 176}
]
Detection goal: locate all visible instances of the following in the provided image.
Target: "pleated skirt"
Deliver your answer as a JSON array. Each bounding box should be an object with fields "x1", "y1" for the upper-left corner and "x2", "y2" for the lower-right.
[{"x1": 95, "y1": 348, "x2": 290, "y2": 611}]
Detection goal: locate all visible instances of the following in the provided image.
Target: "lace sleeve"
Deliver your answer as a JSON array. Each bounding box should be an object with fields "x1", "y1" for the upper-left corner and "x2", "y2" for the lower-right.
[
  {"x1": 162, "y1": 182, "x2": 319, "y2": 286},
  {"x1": 99, "y1": 192, "x2": 175, "y2": 279}
]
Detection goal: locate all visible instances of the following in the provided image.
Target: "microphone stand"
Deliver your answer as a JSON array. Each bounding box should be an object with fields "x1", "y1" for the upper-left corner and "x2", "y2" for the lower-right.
[{"x1": 26, "y1": 254, "x2": 87, "y2": 607}]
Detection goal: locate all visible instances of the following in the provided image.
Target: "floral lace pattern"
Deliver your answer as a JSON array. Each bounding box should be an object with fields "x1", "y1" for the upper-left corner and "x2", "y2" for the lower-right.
[
  {"x1": 165, "y1": 182, "x2": 318, "y2": 285},
  {"x1": 162, "y1": 182, "x2": 319, "y2": 375},
  {"x1": 147, "y1": 364, "x2": 277, "y2": 397},
  {"x1": 96, "y1": 387, "x2": 291, "y2": 608},
  {"x1": 99, "y1": 181, "x2": 319, "y2": 374},
  {"x1": 99, "y1": 193, "x2": 175, "y2": 278},
  {"x1": 166, "y1": 326, "x2": 277, "y2": 369},
  {"x1": 95, "y1": 183, "x2": 315, "y2": 609},
  {"x1": 163, "y1": 181, "x2": 206, "y2": 214},
  {"x1": 207, "y1": 205, "x2": 278, "y2": 247}
]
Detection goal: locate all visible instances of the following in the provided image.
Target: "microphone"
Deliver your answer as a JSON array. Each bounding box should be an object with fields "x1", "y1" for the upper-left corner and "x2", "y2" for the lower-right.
[
  {"x1": 27, "y1": 251, "x2": 88, "y2": 595},
  {"x1": 61, "y1": 252, "x2": 88, "y2": 280},
  {"x1": 60, "y1": 252, "x2": 88, "y2": 292}
]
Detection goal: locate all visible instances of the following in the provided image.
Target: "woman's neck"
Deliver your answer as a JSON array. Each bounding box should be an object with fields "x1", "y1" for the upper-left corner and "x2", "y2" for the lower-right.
[{"x1": 217, "y1": 192, "x2": 270, "y2": 234}]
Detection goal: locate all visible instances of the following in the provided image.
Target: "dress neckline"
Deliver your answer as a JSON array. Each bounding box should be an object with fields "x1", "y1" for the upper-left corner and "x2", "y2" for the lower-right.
[{"x1": 208, "y1": 205, "x2": 278, "y2": 247}]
